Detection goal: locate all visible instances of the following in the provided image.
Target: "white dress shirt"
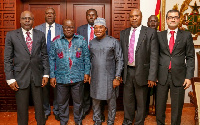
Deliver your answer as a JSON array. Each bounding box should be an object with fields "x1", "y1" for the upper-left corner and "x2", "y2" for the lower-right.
[
  {"x1": 46, "y1": 22, "x2": 55, "y2": 43},
  {"x1": 128, "y1": 25, "x2": 142, "y2": 66},
  {"x1": 167, "y1": 28, "x2": 178, "y2": 45}
]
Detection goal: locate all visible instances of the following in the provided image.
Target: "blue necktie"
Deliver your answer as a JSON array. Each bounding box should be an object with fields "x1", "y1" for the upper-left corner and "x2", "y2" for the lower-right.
[{"x1": 47, "y1": 25, "x2": 51, "y2": 53}]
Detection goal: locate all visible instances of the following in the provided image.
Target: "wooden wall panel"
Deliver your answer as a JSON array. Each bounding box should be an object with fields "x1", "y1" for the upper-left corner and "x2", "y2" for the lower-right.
[{"x1": 0, "y1": 0, "x2": 17, "y2": 112}]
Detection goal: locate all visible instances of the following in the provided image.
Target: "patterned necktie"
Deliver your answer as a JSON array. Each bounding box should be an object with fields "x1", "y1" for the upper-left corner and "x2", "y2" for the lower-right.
[
  {"x1": 89, "y1": 26, "x2": 94, "y2": 41},
  {"x1": 26, "y1": 31, "x2": 33, "y2": 54},
  {"x1": 47, "y1": 25, "x2": 51, "y2": 53},
  {"x1": 128, "y1": 29, "x2": 136, "y2": 63},
  {"x1": 169, "y1": 31, "x2": 175, "y2": 69}
]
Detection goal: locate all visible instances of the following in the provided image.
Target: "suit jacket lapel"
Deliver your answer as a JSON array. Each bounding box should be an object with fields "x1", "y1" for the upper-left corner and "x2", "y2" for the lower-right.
[
  {"x1": 124, "y1": 28, "x2": 131, "y2": 61},
  {"x1": 172, "y1": 29, "x2": 182, "y2": 54},
  {"x1": 42, "y1": 23, "x2": 46, "y2": 35},
  {"x1": 31, "y1": 29, "x2": 38, "y2": 55},
  {"x1": 161, "y1": 30, "x2": 170, "y2": 53},
  {"x1": 125, "y1": 28, "x2": 131, "y2": 48},
  {"x1": 84, "y1": 24, "x2": 88, "y2": 42},
  {"x1": 16, "y1": 28, "x2": 30, "y2": 54},
  {"x1": 135, "y1": 26, "x2": 146, "y2": 53},
  {"x1": 55, "y1": 23, "x2": 60, "y2": 36}
]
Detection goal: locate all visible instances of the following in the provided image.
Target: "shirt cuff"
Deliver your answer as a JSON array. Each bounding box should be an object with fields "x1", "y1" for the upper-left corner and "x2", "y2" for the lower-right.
[
  {"x1": 7, "y1": 79, "x2": 16, "y2": 85},
  {"x1": 43, "y1": 75, "x2": 49, "y2": 78}
]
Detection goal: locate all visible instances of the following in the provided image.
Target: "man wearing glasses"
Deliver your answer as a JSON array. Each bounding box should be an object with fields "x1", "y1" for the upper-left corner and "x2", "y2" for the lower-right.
[
  {"x1": 156, "y1": 9, "x2": 195, "y2": 125},
  {"x1": 49, "y1": 19, "x2": 90, "y2": 125}
]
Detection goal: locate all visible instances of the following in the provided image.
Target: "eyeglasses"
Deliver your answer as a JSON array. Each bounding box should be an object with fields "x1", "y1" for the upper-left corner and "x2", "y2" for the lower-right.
[
  {"x1": 62, "y1": 26, "x2": 74, "y2": 30},
  {"x1": 167, "y1": 16, "x2": 179, "y2": 20},
  {"x1": 21, "y1": 17, "x2": 34, "y2": 20}
]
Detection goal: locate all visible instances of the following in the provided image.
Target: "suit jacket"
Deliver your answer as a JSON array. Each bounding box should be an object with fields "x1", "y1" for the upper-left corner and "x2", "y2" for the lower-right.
[
  {"x1": 157, "y1": 29, "x2": 195, "y2": 86},
  {"x1": 35, "y1": 23, "x2": 63, "y2": 38},
  {"x1": 4, "y1": 28, "x2": 50, "y2": 89},
  {"x1": 77, "y1": 24, "x2": 108, "y2": 43},
  {"x1": 120, "y1": 26, "x2": 158, "y2": 86}
]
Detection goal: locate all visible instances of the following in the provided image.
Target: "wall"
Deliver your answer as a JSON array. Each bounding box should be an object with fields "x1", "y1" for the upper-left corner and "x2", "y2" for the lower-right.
[
  {"x1": 140, "y1": 0, "x2": 157, "y2": 26},
  {"x1": 141, "y1": 0, "x2": 199, "y2": 104}
]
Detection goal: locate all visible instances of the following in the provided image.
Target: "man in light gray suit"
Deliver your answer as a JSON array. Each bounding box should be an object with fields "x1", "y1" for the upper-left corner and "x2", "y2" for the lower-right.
[
  {"x1": 89, "y1": 18, "x2": 123, "y2": 125},
  {"x1": 35, "y1": 7, "x2": 63, "y2": 121},
  {"x1": 4, "y1": 11, "x2": 49, "y2": 125}
]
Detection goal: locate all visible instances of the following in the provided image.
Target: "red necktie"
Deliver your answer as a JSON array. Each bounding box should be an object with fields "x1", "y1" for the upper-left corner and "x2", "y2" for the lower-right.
[
  {"x1": 89, "y1": 26, "x2": 94, "y2": 41},
  {"x1": 26, "y1": 31, "x2": 33, "y2": 54},
  {"x1": 169, "y1": 31, "x2": 175, "y2": 69}
]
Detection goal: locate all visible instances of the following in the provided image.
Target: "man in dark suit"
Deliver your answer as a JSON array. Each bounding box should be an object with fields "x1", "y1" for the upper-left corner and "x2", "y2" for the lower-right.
[
  {"x1": 77, "y1": 9, "x2": 106, "y2": 121},
  {"x1": 120, "y1": 9, "x2": 158, "y2": 125},
  {"x1": 156, "y1": 9, "x2": 195, "y2": 125},
  {"x1": 35, "y1": 7, "x2": 63, "y2": 121},
  {"x1": 4, "y1": 11, "x2": 49, "y2": 125}
]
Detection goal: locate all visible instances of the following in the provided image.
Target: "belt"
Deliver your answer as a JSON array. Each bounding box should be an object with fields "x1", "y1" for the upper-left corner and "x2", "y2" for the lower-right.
[{"x1": 127, "y1": 65, "x2": 135, "y2": 68}]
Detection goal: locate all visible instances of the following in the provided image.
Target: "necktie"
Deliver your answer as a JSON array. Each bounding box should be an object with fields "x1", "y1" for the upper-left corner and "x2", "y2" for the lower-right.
[
  {"x1": 26, "y1": 31, "x2": 33, "y2": 54},
  {"x1": 169, "y1": 31, "x2": 175, "y2": 69},
  {"x1": 47, "y1": 25, "x2": 51, "y2": 53},
  {"x1": 89, "y1": 26, "x2": 94, "y2": 41},
  {"x1": 128, "y1": 29, "x2": 136, "y2": 63}
]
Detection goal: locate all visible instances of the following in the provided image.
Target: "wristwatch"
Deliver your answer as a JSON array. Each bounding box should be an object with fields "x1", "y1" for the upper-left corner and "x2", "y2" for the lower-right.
[{"x1": 115, "y1": 76, "x2": 120, "y2": 81}]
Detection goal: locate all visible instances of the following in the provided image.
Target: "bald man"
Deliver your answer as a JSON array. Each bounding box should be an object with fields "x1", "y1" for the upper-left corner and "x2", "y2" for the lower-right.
[
  {"x1": 147, "y1": 15, "x2": 159, "y2": 30},
  {"x1": 120, "y1": 9, "x2": 158, "y2": 125},
  {"x1": 4, "y1": 11, "x2": 49, "y2": 125},
  {"x1": 49, "y1": 19, "x2": 90, "y2": 125}
]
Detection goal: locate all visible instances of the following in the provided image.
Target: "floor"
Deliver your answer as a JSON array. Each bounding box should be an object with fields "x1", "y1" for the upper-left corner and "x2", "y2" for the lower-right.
[{"x1": 0, "y1": 106, "x2": 195, "y2": 125}]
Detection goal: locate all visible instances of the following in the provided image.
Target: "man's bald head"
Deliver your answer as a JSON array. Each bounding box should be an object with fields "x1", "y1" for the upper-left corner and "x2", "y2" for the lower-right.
[
  {"x1": 20, "y1": 11, "x2": 34, "y2": 31},
  {"x1": 129, "y1": 9, "x2": 142, "y2": 28},
  {"x1": 62, "y1": 19, "x2": 75, "y2": 39}
]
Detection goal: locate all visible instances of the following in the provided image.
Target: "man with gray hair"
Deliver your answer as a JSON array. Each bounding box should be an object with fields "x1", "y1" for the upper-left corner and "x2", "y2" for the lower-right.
[
  {"x1": 35, "y1": 7, "x2": 63, "y2": 121},
  {"x1": 89, "y1": 17, "x2": 124, "y2": 125}
]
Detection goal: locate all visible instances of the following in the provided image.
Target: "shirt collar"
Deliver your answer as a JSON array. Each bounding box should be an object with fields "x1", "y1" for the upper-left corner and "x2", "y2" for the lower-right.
[
  {"x1": 46, "y1": 22, "x2": 55, "y2": 28},
  {"x1": 88, "y1": 24, "x2": 93, "y2": 28},
  {"x1": 21, "y1": 27, "x2": 33, "y2": 35},
  {"x1": 131, "y1": 25, "x2": 142, "y2": 31},
  {"x1": 167, "y1": 28, "x2": 178, "y2": 34}
]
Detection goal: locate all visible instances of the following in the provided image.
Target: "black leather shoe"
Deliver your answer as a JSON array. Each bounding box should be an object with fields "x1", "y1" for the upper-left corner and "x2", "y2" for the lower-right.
[
  {"x1": 122, "y1": 119, "x2": 132, "y2": 125},
  {"x1": 101, "y1": 114, "x2": 105, "y2": 122},
  {"x1": 82, "y1": 111, "x2": 90, "y2": 120},
  {"x1": 81, "y1": 113, "x2": 86, "y2": 120},
  {"x1": 94, "y1": 122, "x2": 102, "y2": 125},
  {"x1": 55, "y1": 114, "x2": 60, "y2": 121},
  {"x1": 75, "y1": 122, "x2": 82, "y2": 125},
  {"x1": 45, "y1": 114, "x2": 50, "y2": 121}
]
